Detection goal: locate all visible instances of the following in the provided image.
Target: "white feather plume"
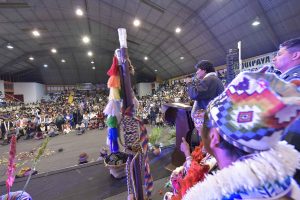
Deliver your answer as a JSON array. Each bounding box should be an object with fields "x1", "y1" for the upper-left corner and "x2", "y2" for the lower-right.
[{"x1": 183, "y1": 141, "x2": 300, "y2": 200}]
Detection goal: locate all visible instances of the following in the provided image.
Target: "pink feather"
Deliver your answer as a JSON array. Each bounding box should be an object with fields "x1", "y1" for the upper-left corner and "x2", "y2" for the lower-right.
[{"x1": 6, "y1": 134, "x2": 17, "y2": 199}]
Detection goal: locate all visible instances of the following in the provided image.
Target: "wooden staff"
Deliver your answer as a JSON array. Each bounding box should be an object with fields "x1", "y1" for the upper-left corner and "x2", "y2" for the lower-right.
[{"x1": 118, "y1": 28, "x2": 144, "y2": 200}]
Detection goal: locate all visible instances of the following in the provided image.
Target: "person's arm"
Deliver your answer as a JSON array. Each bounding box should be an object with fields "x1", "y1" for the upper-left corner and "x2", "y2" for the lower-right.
[
  {"x1": 180, "y1": 137, "x2": 191, "y2": 157},
  {"x1": 180, "y1": 137, "x2": 193, "y2": 171},
  {"x1": 188, "y1": 79, "x2": 211, "y2": 100}
]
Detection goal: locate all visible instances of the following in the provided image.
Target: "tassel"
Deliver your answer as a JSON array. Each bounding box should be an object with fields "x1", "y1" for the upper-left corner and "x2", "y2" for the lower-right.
[
  {"x1": 107, "y1": 116, "x2": 118, "y2": 128},
  {"x1": 109, "y1": 88, "x2": 121, "y2": 100},
  {"x1": 108, "y1": 128, "x2": 119, "y2": 153},
  {"x1": 107, "y1": 75, "x2": 121, "y2": 89},
  {"x1": 107, "y1": 56, "x2": 119, "y2": 76},
  {"x1": 103, "y1": 100, "x2": 121, "y2": 116},
  {"x1": 138, "y1": 120, "x2": 153, "y2": 197}
]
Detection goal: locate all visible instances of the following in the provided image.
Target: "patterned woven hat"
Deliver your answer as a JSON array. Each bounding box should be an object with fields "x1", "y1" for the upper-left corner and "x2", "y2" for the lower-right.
[{"x1": 207, "y1": 70, "x2": 300, "y2": 152}]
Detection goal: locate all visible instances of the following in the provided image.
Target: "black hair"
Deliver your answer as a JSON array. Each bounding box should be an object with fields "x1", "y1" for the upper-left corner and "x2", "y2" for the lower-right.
[
  {"x1": 280, "y1": 37, "x2": 300, "y2": 52},
  {"x1": 195, "y1": 60, "x2": 215, "y2": 73}
]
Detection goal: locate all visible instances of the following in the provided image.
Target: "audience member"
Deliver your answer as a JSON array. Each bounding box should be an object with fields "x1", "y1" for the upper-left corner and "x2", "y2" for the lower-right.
[
  {"x1": 273, "y1": 37, "x2": 300, "y2": 81},
  {"x1": 273, "y1": 37, "x2": 300, "y2": 184},
  {"x1": 183, "y1": 71, "x2": 300, "y2": 199}
]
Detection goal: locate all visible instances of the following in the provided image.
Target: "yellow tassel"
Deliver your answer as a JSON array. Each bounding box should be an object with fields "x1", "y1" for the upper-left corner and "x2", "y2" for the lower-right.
[{"x1": 109, "y1": 88, "x2": 120, "y2": 100}]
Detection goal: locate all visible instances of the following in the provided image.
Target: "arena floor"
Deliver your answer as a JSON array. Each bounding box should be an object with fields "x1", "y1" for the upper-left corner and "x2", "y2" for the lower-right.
[{"x1": 0, "y1": 126, "x2": 173, "y2": 199}]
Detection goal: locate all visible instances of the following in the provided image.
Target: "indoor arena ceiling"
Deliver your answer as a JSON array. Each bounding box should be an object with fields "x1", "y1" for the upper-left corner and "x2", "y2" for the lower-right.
[{"x1": 0, "y1": 0, "x2": 300, "y2": 85}]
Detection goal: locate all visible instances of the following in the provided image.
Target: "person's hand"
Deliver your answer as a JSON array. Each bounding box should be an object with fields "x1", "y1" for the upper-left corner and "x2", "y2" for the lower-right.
[
  {"x1": 192, "y1": 74, "x2": 198, "y2": 82},
  {"x1": 180, "y1": 137, "x2": 190, "y2": 157}
]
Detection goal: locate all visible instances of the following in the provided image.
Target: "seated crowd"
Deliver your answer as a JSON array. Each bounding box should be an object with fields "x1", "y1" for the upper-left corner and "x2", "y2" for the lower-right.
[
  {"x1": 0, "y1": 80, "x2": 193, "y2": 145},
  {"x1": 0, "y1": 90, "x2": 107, "y2": 145},
  {"x1": 136, "y1": 81, "x2": 190, "y2": 126}
]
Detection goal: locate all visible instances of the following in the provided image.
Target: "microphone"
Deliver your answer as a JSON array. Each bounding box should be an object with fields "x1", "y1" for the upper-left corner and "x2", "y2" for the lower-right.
[{"x1": 192, "y1": 74, "x2": 198, "y2": 83}]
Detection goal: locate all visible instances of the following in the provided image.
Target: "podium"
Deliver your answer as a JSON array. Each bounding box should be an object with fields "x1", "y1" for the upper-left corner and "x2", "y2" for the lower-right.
[{"x1": 162, "y1": 103, "x2": 194, "y2": 171}]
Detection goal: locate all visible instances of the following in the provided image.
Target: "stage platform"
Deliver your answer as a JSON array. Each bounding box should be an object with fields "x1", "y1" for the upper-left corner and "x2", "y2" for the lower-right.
[{"x1": 0, "y1": 146, "x2": 172, "y2": 200}]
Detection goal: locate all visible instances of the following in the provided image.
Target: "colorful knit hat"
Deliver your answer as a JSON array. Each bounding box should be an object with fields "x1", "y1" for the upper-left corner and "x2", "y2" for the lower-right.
[{"x1": 207, "y1": 71, "x2": 300, "y2": 152}]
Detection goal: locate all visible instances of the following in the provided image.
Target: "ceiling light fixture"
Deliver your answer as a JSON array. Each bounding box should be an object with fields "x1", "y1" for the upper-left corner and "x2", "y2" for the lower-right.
[
  {"x1": 82, "y1": 35, "x2": 90, "y2": 44},
  {"x1": 43, "y1": 64, "x2": 48, "y2": 68},
  {"x1": 92, "y1": 66, "x2": 96, "y2": 70},
  {"x1": 91, "y1": 61, "x2": 94, "y2": 64},
  {"x1": 6, "y1": 43, "x2": 14, "y2": 49},
  {"x1": 32, "y1": 29, "x2": 40, "y2": 37},
  {"x1": 61, "y1": 59, "x2": 66, "y2": 63},
  {"x1": 252, "y1": 19, "x2": 260, "y2": 26},
  {"x1": 154, "y1": 69, "x2": 158, "y2": 72},
  {"x1": 29, "y1": 56, "x2": 34, "y2": 61},
  {"x1": 175, "y1": 27, "x2": 181, "y2": 33},
  {"x1": 180, "y1": 56, "x2": 184, "y2": 60},
  {"x1": 87, "y1": 51, "x2": 93, "y2": 57},
  {"x1": 144, "y1": 56, "x2": 148, "y2": 60},
  {"x1": 51, "y1": 48, "x2": 57, "y2": 53},
  {"x1": 76, "y1": 8, "x2": 84, "y2": 16},
  {"x1": 133, "y1": 19, "x2": 141, "y2": 27}
]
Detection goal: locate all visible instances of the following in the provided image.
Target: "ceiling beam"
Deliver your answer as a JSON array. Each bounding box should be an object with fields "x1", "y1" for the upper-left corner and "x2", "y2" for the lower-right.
[
  {"x1": 158, "y1": 47, "x2": 185, "y2": 74},
  {"x1": 98, "y1": 1, "x2": 195, "y2": 75},
  {"x1": 147, "y1": 57, "x2": 173, "y2": 77},
  {"x1": 128, "y1": 47, "x2": 173, "y2": 78},
  {"x1": 249, "y1": 0, "x2": 280, "y2": 47},
  {"x1": 174, "y1": 0, "x2": 227, "y2": 54},
  {"x1": 84, "y1": 0, "x2": 92, "y2": 34},
  {"x1": 0, "y1": 47, "x2": 113, "y2": 72},
  {"x1": 0, "y1": 54, "x2": 28, "y2": 73},
  {"x1": 13, "y1": 68, "x2": 37, "y2": 78},
  {"x1": 49, "y1": 56, "x2": 65, "y2": 85},
  {"x1": 70, "y1": 52, "x2": 82, "y2": 84}
]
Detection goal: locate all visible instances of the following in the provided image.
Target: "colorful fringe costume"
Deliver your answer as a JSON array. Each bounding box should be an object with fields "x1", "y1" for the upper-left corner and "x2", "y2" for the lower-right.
[
  {"x1": 104, "y1": 36, "x2": 153, "y2": 198},
  {"x1": 104, "y1": 56, "x2": 121, "y2": 153},
  {"x1": 121, "y1": 107, "x2": 153, "y2": 198}
]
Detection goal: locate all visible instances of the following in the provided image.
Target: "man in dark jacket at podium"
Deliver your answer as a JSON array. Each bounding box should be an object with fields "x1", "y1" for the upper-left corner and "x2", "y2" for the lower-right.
[{"x1": 188, "y1": 60, "x2": 224, "y2": 116}]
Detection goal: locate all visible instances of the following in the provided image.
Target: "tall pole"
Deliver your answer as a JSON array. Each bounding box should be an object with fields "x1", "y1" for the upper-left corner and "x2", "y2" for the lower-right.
[
  {"x1": 238, "y1": 41, "x2": 242, "y2": 72},
  {"x1": 118, "y1": 28, "x2": 144, "y2": 200}
]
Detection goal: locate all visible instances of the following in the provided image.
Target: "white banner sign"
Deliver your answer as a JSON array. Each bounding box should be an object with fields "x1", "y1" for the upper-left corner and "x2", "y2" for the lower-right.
[
  {"x1": 238, "y1": 51, "x2": 277, "y2": 72},
  {"x1": 216, "y1": 51, "x2": 278, "y2": 75}
]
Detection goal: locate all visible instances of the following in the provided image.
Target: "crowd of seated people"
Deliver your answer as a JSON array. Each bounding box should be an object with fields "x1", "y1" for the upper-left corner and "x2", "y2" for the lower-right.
[
  {"x1": 0, "y1": 89, "x2": 108, "y2": 145},
  {"x1": 136, "y1": 81, "x2": 190, "y2": 126},
  {"x1": 0, "y1": 80, "x2": 190, "y2": 145},
  {"x1": 0, "y1": 80, "x2": 205, "y2": 145}
]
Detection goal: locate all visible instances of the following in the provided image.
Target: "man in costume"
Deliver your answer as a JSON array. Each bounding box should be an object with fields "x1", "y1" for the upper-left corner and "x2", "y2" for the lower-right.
[{"x1": 183, "y1": 70, "x2": 300, "y2": 200}]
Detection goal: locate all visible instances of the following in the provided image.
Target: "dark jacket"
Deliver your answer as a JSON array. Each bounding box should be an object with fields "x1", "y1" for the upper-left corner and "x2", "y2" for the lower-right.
[
  {"x1": 188, "y1": 73, "x2": 224, "y2": 109},
  {"x1": 280, "y1": 65, "x2": 300, "y2": 81},
  {"x1": 281, "y1": 65, "x2": 300, "y2": 184}
]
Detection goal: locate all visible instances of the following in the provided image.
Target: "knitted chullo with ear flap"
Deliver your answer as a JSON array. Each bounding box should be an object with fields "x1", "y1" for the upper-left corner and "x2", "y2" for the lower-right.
[
  {"x1": 207, "y1": 70, "x2": 300, "y2": 152},
  {"x1": 183, "y1": 70, "x2": 300, "y2": 200}
]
